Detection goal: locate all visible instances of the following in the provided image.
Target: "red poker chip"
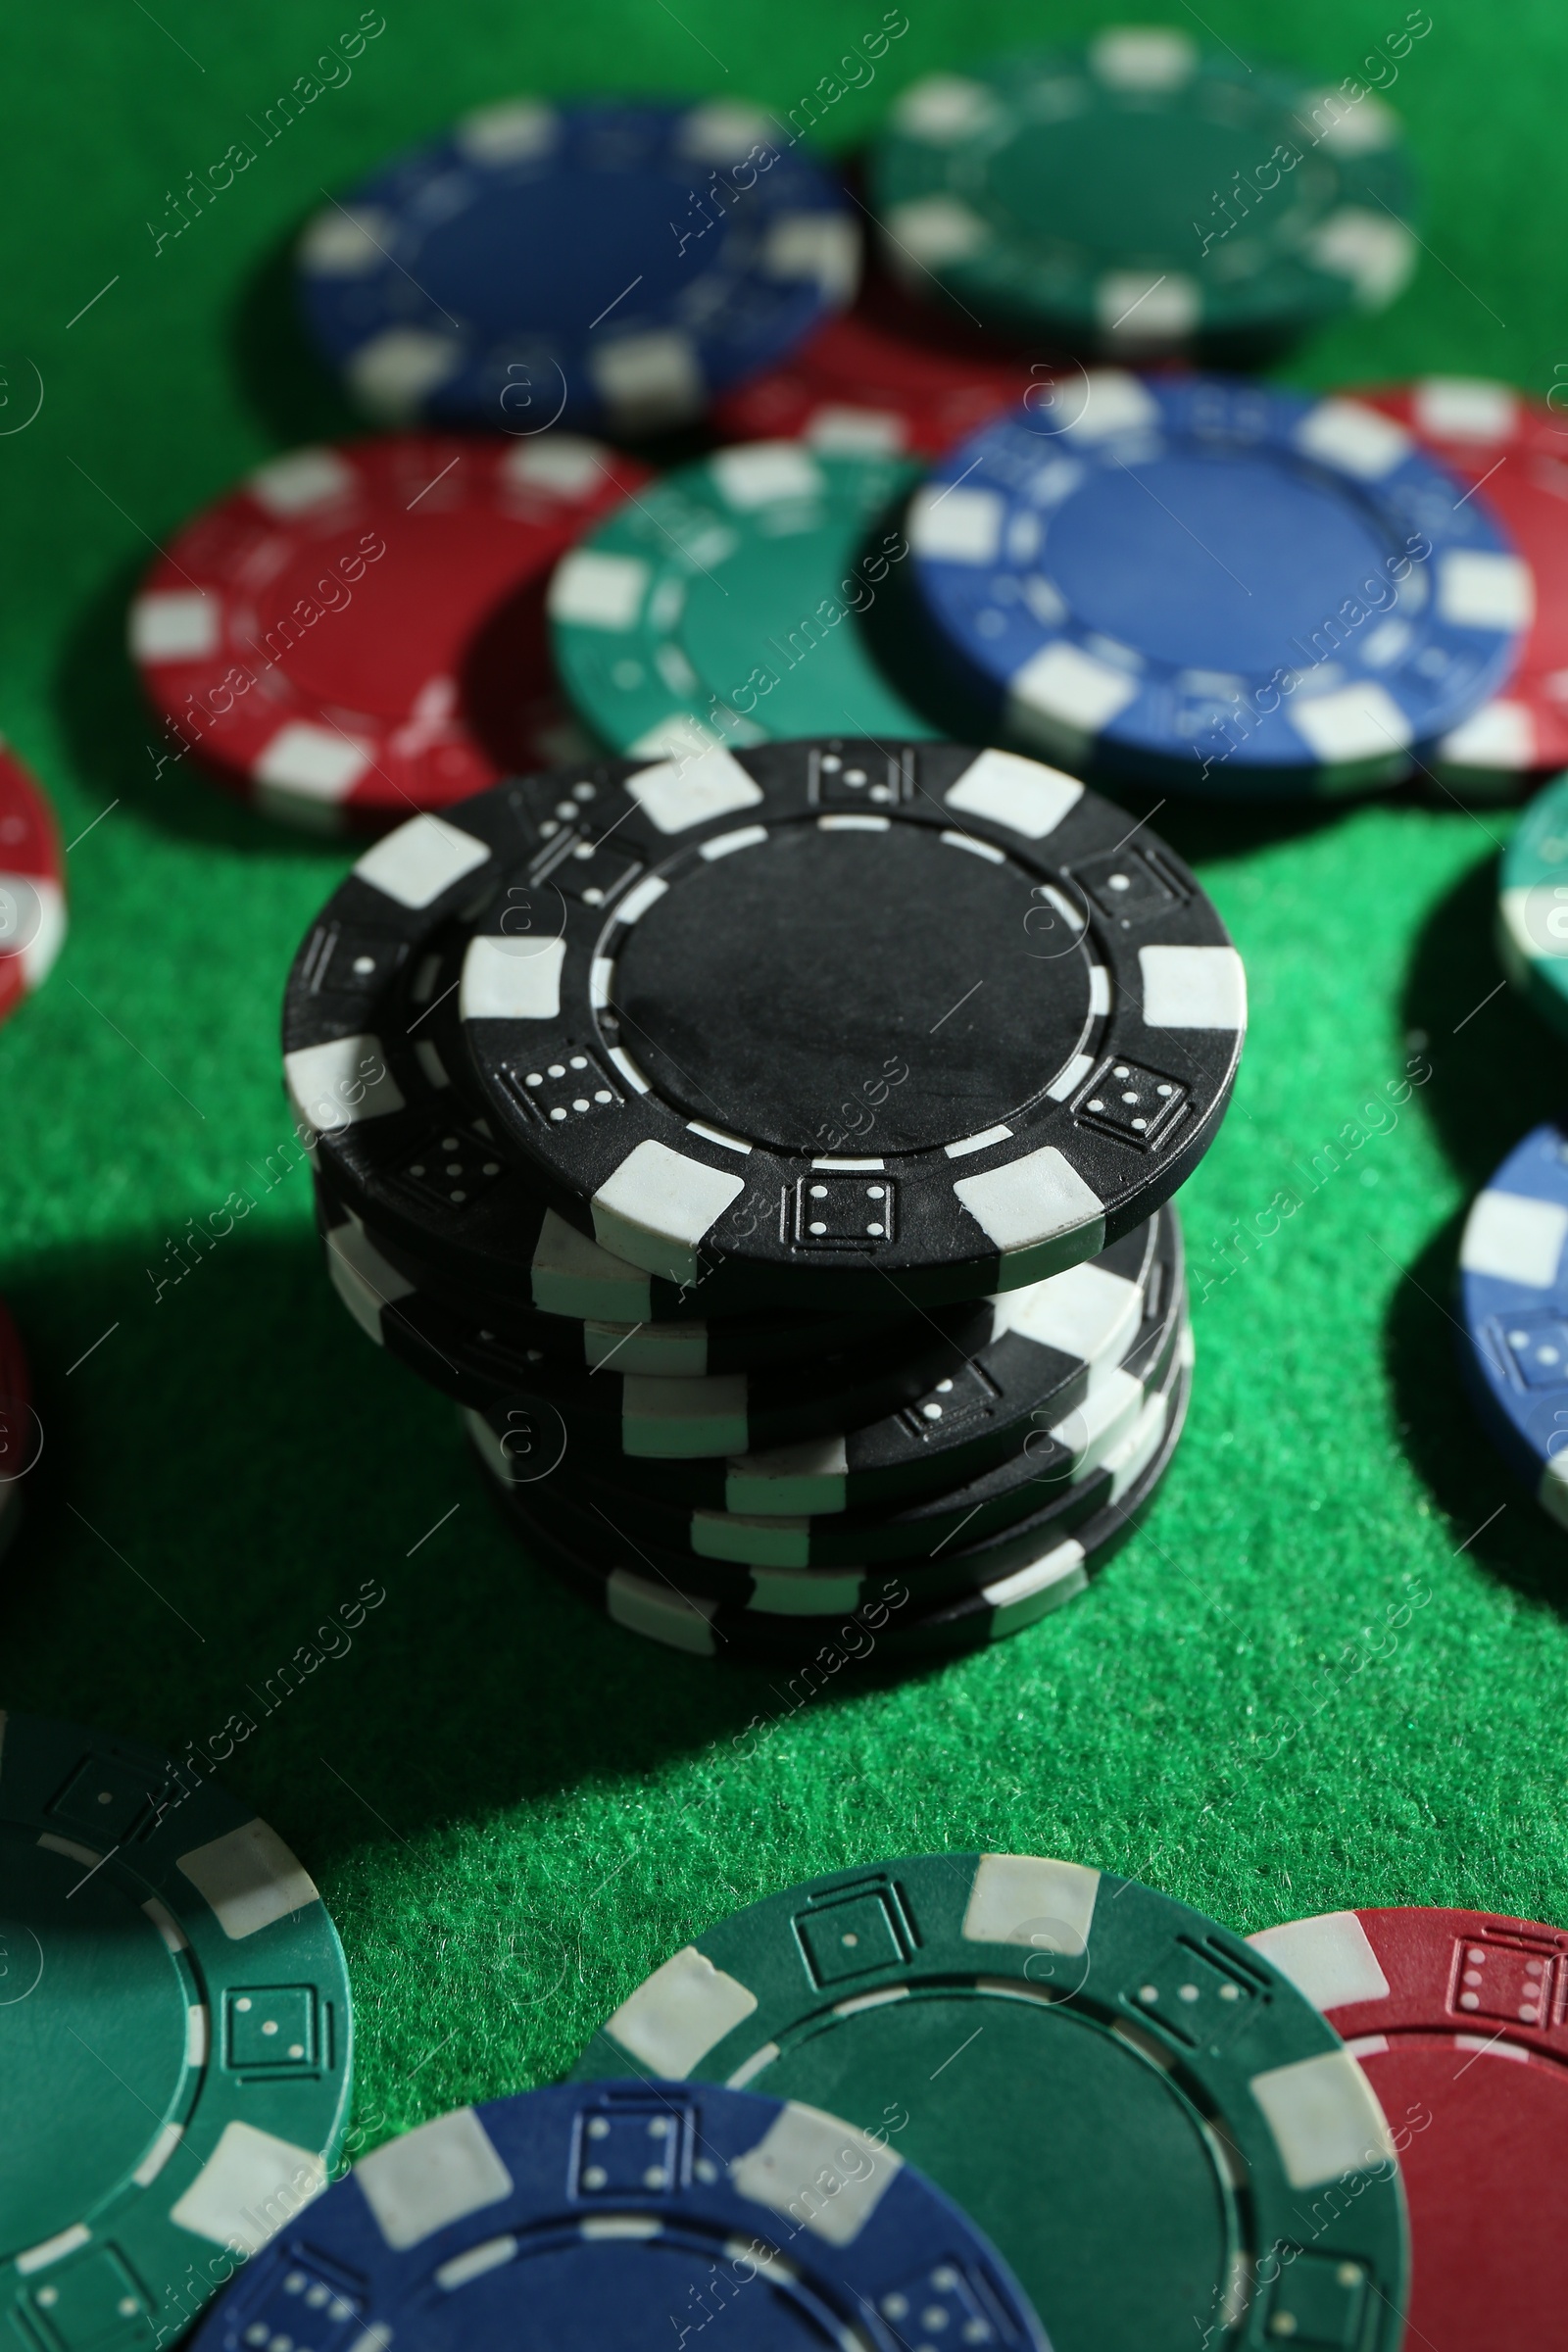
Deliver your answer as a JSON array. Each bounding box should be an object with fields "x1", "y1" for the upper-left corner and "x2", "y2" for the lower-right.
[
  {"x1": 1251, "y1": 1904, "x2": 1568, "y2": 2342},
  {"x1": 711, "y1": 311, "x2": 1035, "y2": 458},
  {"x1": 0, "y1": 744, "x2": 66, "y2": 1029},
  {"x1": 1357, "y1": 378, "x2": 1568, "y2": 777},
  {"x1": 129, "y1": 434, "x2": 652, "y2": 832}
]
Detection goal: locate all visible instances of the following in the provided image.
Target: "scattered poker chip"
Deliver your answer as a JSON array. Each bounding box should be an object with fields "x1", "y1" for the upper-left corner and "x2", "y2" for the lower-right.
[
  {"x1": 450, "y1": 739, "x2": 1246, "y2": 1310},
  {"x1": 0, "y1": 1713, "x2": 354, "y2": 2347},
  {"x1": 868, "y1": 30, "x2": 1418, "y2": 356},
  {"x1": 549, "y1": 1204, "x2": 1181, "y2": 1569},
  {"x1": 475, "y1": 1300, "x2": 1189, "y2": 1637},
  {"x1": 572, "y1": 1851, "x2": 1408, "y2": 2350},
  {"x1": 130, "y1": 435, "x2": 648, "y2": 832},
  {"x1": 548, "y1": 442, "x2": 938, "y2": 760},
  {"x1": 1455, "y1": 1123, "x2": 1568, "y2": 1523},
  {"x1": 316, "y1": 1176, "x2": 928, "y2": 1376},
  {"x1": 189, "y1": 2077, "x2": 1049, "y2": 2352},
  {"x1": 296, "y1": 101, "x2": 859, "y2": 436},
  {"x1": 710, "y1": 310, "x2": 1034, "y2": 458},
  {"x1": 909, "y1": 373, "x2": 1532, "y2": 796},
  {"x1": 1356, "y1": 378, "x2": 1568, "y2": 784},
  {"x1": 1496, "y1": 766, "x2": 1568, "y2": 1038},
  {"x1": 1252, "y1": 1904, "x2": 1568, "y2": 2351},
  {"x1": 471, "y1": 1203, "x2": 1176, "y2": 1522},
  {"x1": 0, "y1": 742, "x2": 67, "y2": 1026}
]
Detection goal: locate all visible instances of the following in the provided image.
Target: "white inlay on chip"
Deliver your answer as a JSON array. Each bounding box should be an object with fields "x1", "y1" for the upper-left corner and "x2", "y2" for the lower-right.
[
  {"x1": 1249, "y1": 1913, "x2": 1393, "y2": 2012},
  {"x1": 607, "y1": 1942, "x2": 759, "y2": 2074},
  {"x1": 358, "y1": 2109, "x2": 514, "y2": 2249}
]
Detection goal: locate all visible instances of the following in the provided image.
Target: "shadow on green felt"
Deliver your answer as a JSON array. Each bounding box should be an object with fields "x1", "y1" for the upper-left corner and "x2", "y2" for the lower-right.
[
  {"x1": 0, "y1": 1215, "x2": 808, "y2": 1882},
  {"x1": 227, "y1": 223, "x2": 367, "y2": 455},
  {"x1": 1384, "y1": 849, "x2": 1568, "y2": 1607},
  {"x1": 1398, "y1": 840, "x2": 1556, "y2": 1192},
  {"x1": 49, "y1": 553, "x2": 353, "y2": 861},
  {"x1": 1383, "y1": 1210, "x2": 1568, "y2": 1611}
]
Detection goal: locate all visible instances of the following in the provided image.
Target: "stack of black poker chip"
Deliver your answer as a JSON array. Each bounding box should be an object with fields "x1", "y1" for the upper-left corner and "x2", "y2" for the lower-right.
[{"x1": 282, "y1": 736, "x2": 1243, "y2": 1661}]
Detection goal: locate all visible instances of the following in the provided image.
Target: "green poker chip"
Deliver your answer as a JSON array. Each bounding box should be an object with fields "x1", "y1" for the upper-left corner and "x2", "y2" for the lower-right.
[
  {"x1": 868, "y1": 26, "x2": 1419, "y2": 353},
  {"x1": 1, "y1": 1713, "x2": 353, "y2": 2349},
  {"x1": 574, "y1": 1850, "x2": 1409, "y2": 2352},
  {"x1": 1497, "y1": 768, "x2": 1568, "y2": 1042},
  {"x1": 546, "y1": 441, "x2": 939, "y2": 759}
]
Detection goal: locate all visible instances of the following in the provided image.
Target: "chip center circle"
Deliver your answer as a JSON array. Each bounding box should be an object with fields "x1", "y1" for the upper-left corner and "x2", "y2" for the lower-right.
[
  {"x1": 985, "y1": 103, "x2": 1289, "y2": 262},
  {"x1": 0, "y1": 1840, "x2": 189, "y2": 2251},
  {"x1": 415, "y1": 167, "x2": 734, "y2": 339},
  {"x1": 750, "y1": 1986, "x2": 1236, "y2": 2349},
  {"x1": 1048, "y1": 451, "x2": 1396, "y2": 672},
  {"x1": 608, "y1": 819, "x2": 1094, "y2": 1155}
]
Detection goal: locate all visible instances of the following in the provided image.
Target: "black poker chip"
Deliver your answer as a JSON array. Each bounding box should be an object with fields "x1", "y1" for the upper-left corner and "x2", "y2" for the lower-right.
[
  {"x1": 283, "y1": 741, "x2": 1244, "y2": 1317},
  {"x1": 466, "y1": 1205, "x2": 1172, "y2": 1514},
  {"x1": 476, "y1": 1264, "x2": 1187, "y2": 1613},
  {"x1": 313, "y1": 1171, "x2": 937, "y2": 1378},
  {"x1": 454, "y1": 739, "x2": 1244, "y2": 1309},
  {"x1": 513, "y1": 1205, "x2": 1183, "y2": 1574},
  {"x1": 477, "y1": 1336, "x2": 1193, "y2": 1662}
]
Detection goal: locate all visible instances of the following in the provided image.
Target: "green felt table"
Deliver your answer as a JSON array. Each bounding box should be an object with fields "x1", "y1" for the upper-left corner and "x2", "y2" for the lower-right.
[{"x1": 4, "y1": 0, "x2": 1567, "y2": 2193}]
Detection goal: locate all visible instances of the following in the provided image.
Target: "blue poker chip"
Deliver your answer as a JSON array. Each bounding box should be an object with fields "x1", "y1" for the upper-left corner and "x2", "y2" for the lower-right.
[
  {"x1": 188, "y1": 2079, "x2": 1049, "y2": 2352},
  {"x1": 1457, "y1": 1122, "x2": 1568, "y2": 1527},
  {"x1": 908, "y1": 371, "x2": 1532, "y2": 798},
  {"x1": 297, "y1": 101, "x2": 860, "y2": 436}
]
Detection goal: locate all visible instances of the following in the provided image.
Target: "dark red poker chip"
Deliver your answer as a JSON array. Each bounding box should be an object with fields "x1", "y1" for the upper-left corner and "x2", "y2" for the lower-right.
[
  {"x1": 128, "y1": 433, "x2": 651, "y2": 832},
  {"x1": 1357, "y1": 379, "x2": 1568, "y2": 777},
  {"x1": 1251, "y1": 1903, "x2": 1568, "y2": 2343},
  {"x1": 712, "y1": 310, "x2": 1036, "y2": 458},
  {"x1": 0, "y1": 743, "x2": 67, "y2": 1028}
]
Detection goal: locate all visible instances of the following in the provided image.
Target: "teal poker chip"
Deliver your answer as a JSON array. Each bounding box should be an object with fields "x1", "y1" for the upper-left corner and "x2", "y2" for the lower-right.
[
  {"x1": 868, "y1": 28, "x2": 1419, "y2": 356},
  {"x1": 547, "y1": 442, "x2": 939, "y2": 759},
  {"x1": 0, "y1": 1714, "x2": 353, "y2": 2348},
  {"x1": 1496, "y1": 768, "x2": 1568, "y2": 1040},
  {"x1": 572, "y1": 1849, "x2": 1409, "y2": 2351}
]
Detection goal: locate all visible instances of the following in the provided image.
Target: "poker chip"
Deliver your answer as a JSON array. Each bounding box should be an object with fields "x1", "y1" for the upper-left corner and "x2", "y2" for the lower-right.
[
  {"x1": 547, "y1": 1205, "x2": 1181, "y2": 1569},
  {"x1": 710, "y1": 309, "x2": 1034, "y2": 457},
  {"x1": 479, "y1": 1341, "x2": 1190, "y2": 1659},
  {"x1": 1252, "y1": 1904, "x2": 1568, "y2": 2350},
  {"x1": 548, "y1": 442, "x2": 938, "y2": 759},
  {"x1": 0, "y1": 743, "x2": 66, "y2": 1025},
  {"x1": 1496, "y1": 766, "x2": 1568, "y2": 1037},
  {"x1": 0, "y1": 1713, "x2": 354, "y2": 2346},
  {"x1": 285, "y1": 745, "x2": 1245, "y2": 1320},
  {"x1": 285, "y1": 739, "x2": 1226, "y2": 1652},
  {"x1": 471, "y1": 1203, "x2": 1177, "y2": 1521},
  {"x1": 296, "y1": 101, "x2": 859, "y2": 436},
  {"x1": 909, "y1": 373, "x2": 1533, "y2": 796},
  {"x1": 868, "y1": 30, "x2": 1418, "y2": 357},
  {"x1": 450, "y1": 740, "x2": 1246, "y2": 1311},
  {"x1": 129, "y1": 435, "x2": 649, "y2": 832},
  {"x1": 1356, "y1": 378, "x2": 1568, "y2": 783},
  {"x1": 330, "y1": 1220, "x2": 995, "y2": 1455},
  {"x1": 474, "y1": 1298, "x2": 1190, "y2": 1640},
  {"x1": 316, "y1": 1176, "x2": 930, "y2": 1377},
  {"x1": 189, "y1": 2076, "x2": 1049, "y2": 2352},
  {"x1": 1455, "y1": 1122, "x2": 1568, "y2": 1523},
  {"x1": 572, "y1": 1852, "x2": 1408, "y2": 2349}
]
